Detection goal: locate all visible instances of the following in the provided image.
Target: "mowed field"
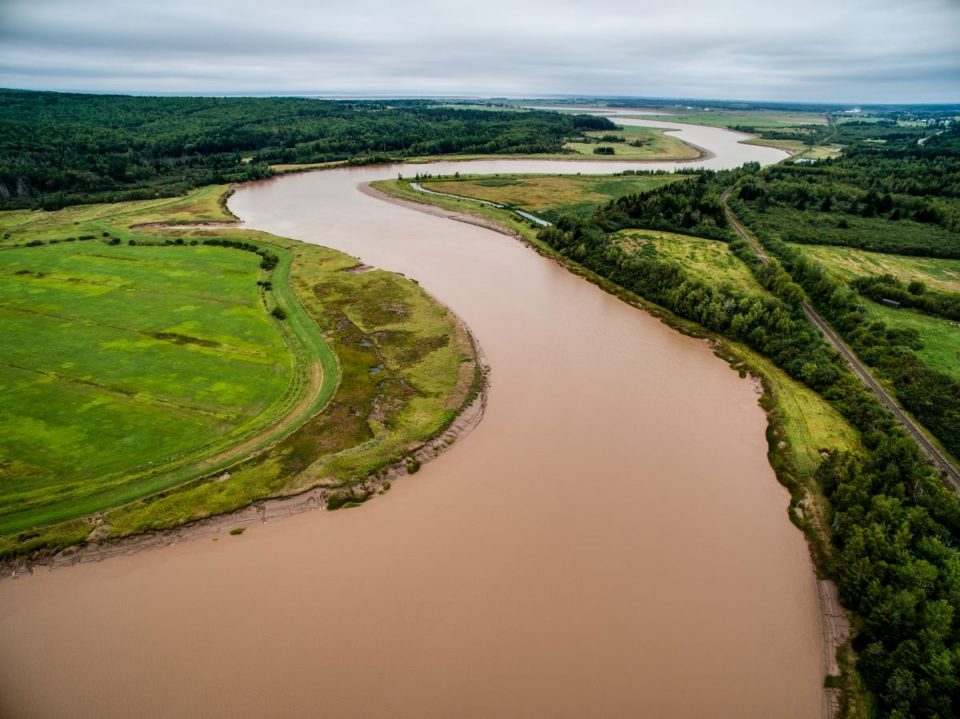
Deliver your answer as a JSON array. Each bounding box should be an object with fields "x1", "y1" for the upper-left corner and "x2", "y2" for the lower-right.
[
  {"x1": 801, "y1": 244, "x2": 960, "y2": 293},
  {"x1": 423, "y1": 173, "x2": 687, "y2": 220},
  {"x1": 0, "y1": 240, "x2": 298, "y2": 531}
]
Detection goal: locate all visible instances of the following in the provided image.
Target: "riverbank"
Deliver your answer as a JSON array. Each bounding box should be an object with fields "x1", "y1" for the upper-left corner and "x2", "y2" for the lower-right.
[
  {"x1": 3, "y1": 341, "x2": 487, "y2": 578},
  {"x1": 368, "y1": 179, "x2": 854, "y2": 718},
  {"x1": 1, "y1": 134, "x2": 819, "y2": 719},
  {"x1": 0, "y1": 187, "x2": 484, "y2": 567}
]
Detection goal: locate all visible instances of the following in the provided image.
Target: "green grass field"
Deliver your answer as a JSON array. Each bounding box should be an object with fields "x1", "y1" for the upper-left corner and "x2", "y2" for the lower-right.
[
  {"x1": 615, "y1": 229, "x2": 769, "y2": 296},
  {"x1": 862, "y1": 301, "x2": 960, "y2": 381},
  {"x1": 0, "y1": 186, "x2": 476, "y2": 556},
  {"x1": 0, "y1": 242, "x2": 293, "y2": 521},
  {"x1": 800, "y1": 244, "x2": 960, "y2": 293},
  {"x1": 422, "y1": 173, "x2": 687, "y2": 220}
]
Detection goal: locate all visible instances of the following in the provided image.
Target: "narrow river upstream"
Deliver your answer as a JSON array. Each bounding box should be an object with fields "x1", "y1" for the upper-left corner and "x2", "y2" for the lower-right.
[{"x1": 0, "y1": 123, "x2": 823, "y2": 718}]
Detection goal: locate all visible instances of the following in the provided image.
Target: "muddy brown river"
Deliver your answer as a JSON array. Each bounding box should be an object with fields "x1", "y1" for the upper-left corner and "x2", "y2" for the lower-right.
[{"x1": 0, "y1": 124, "x2": 823, "y2": 718}]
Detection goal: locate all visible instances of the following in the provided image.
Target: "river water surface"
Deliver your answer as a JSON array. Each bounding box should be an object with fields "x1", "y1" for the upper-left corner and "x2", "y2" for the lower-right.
[{"x1": 0, "y1": 123, "x2": 822, "y2": 718}]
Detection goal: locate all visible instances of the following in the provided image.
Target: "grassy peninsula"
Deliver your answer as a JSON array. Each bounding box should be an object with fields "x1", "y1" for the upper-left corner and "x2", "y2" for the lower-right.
[{"x1": 0, "y1": 185, "x2": 480, "y2": 558}]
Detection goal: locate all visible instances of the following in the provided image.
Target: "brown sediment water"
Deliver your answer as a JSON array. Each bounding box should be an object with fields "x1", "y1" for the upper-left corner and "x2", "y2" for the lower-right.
[{"x1": 0, "y1": 130, "x2": 821, "y2": 718}]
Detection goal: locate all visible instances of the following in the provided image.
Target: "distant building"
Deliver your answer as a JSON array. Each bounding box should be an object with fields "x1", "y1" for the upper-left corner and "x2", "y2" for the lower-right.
[{"x1": 881, "y1": 298, "x2": 902, "y2": 309}]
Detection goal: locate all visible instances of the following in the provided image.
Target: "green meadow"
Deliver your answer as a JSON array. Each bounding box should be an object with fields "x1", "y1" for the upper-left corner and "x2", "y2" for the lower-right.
[
  {"x1": 0, "y1": 186, "x2": 476, "y2": 555},
  {"x1": 863, "y1": 301, "x2": 960, "y2": 381},
  {"x1": 801, "y1": 244, "x2": 960, "y2": 293}
]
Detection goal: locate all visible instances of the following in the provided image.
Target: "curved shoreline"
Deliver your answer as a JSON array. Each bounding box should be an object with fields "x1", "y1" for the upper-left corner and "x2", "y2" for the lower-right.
[
  {"x1": 3, "y1": 316, "x2": 488, "y2": 578},
  {"x1": 366, "y1": 180, "x2": 849, "y2": 719}
]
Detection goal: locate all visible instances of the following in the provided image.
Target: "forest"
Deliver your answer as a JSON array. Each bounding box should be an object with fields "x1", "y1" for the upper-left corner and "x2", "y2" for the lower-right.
[
  {"x1": 0, "y1": 90, "x2": 612, "y2": 210},
  {"x1": 539, "y1": 128, "x2": 960, "y2": 717}
]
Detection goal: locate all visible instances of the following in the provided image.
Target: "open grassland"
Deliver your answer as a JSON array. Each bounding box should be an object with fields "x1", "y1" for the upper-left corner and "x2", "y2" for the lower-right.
[
  {"x1": 562, "y1": 125, "x2": 702, "y2": 160},
  {"x1": 0, "y1": 184, "x2": 235, "y2": 247},
  {"x1": 800, "y1": 244, "x2": 960, "y2": 293},
  {"x1": 422, "y1": 173, "x2": 686, "y2": 220},
  {"x1": 627, "y1": 109, "x2": 828, "y2": 129},
  {"x1": 0, "y1": 186, "x2": 476, "y2": 557},
  {"x1": 862, "y1": 301, "x2": 960, "y2": 381},
  {"x1": 615, "y1": 229, "x2": 769, "y2": 296}
]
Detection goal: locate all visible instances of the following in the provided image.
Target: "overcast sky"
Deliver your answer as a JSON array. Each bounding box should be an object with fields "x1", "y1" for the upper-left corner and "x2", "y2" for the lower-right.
[{"x1": 1, "y1": 0, "x2": 957, "y2": 103}]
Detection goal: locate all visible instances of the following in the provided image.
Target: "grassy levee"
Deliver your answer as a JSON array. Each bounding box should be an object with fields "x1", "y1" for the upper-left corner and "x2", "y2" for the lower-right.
[{"x1": 1, "y1": 185, "x2": 477, "y2": 558}]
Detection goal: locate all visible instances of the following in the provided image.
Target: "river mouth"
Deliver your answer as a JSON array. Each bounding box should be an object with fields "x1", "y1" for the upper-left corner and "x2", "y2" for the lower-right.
[{"x1": 0, "y1": 126, "x2": 819, "y2": 718}]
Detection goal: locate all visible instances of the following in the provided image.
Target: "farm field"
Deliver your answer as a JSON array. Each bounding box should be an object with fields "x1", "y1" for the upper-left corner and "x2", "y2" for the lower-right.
[
  {"x1": 421, "y1": 173, "x2": 686, "y2": 220},
  {"x1": 862, "y1": 301, "x2": 960, "y2": 381},
  {"x1": 800, "y1": 244, "x2": 960, "y2": 293},
  {"x1": 0, "y1": 186, "x2": 477, "y2": 556},
  {"x1": 0, "y1": 241, "x2": 294, "y2": 530}
]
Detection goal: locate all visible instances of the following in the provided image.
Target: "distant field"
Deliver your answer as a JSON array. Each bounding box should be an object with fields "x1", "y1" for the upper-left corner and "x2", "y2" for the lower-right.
[
  {"x1": 862, "y1": 301, "x2": 960, "y2": 381},
  {"x1": 742, "y1": 138, "x2": 842, "y2": 159},
  {"x1": 801, "y1": 245, "x2": 960, "y2": 293},
  {"x1": 422, "y1": 173, "x2": 687, "y2": 220},
  {"x1": 562, "y1": 125, "x2": 702, "y2": 160},
  {"x1": 627, "y1": 109, "x2": 828, "y2": 129},
  {"x1": 614, "y1": 229, "x2": 768, "y2": 295}
]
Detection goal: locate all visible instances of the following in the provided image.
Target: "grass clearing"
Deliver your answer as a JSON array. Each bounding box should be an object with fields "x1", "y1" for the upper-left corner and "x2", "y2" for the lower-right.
[
  {"x1": 862, "y1": 301, "x2": 960, "y2": 381},
  {"x1": 615, "y1": 229, "x2": 769, "y2": 296},
  {"x1": 799, "y1": 244, "x2": 960, "y2": 293},
  {"x1": 422, "y1": 173, "x2": 687, "y2": 220}
]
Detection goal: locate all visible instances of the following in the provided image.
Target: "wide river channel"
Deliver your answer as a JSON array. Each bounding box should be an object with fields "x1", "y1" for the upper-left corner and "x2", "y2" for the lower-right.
[{"x1": 0, "y1": 120, "x2": 823, "y2": 718}]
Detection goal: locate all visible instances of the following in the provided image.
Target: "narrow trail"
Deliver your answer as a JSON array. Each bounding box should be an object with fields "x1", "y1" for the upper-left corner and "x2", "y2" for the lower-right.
[{"x1": 721, "y1": 189, "x2": 960, "y2": 490}]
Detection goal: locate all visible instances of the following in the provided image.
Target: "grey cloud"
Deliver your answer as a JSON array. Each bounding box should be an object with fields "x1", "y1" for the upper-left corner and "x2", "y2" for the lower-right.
[{"x1": 0, "y1": 0, "x2": 957, "y2": 101}]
